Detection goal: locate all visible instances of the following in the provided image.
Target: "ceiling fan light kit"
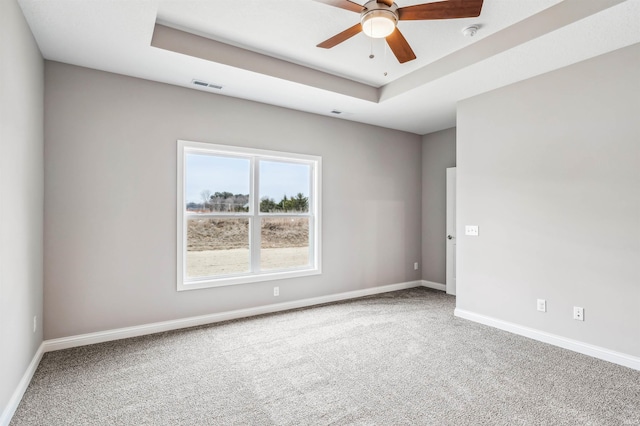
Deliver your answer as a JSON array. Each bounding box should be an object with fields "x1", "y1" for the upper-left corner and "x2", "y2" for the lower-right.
[
  {"x1": 361, "y1": 2, "x2": 398, "y2": 38},
  {"x1": 314, "y1": 0, "x2": 484, "y2": 64}
]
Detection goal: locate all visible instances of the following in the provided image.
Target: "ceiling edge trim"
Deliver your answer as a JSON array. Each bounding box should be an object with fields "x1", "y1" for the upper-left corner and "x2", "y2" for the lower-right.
[
  {"x1": 150, "y1": 23, "x2": 379, "y2": 103},
  {"x1": 378, "y1": 0, "x2": 627, "y2": 102}
]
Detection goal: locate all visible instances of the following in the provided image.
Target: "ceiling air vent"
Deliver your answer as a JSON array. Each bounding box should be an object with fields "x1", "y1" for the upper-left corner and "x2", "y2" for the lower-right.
[{"x1": 191, "y1": 79, "x2": 223, "y2": 90}]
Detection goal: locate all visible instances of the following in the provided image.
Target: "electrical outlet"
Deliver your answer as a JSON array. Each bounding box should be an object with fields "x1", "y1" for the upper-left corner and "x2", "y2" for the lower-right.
[
  {"x1": 273, "y1": 286, "x2": 279, "y2": 297},
  {"x1": 465, "y1": 225, "x2": 479, "y2": 236},
  {"x1": 537, "y1": 299, "x2": 546, "y2": 312},
  {"x1": 33, "y1": 316, "x2": 37, "y2": 332},
  {"x1": 414, "y1": 262, "x2": 419, "y2": 271},
  {"x1": 573, "y1": 306, "x2": 584, "y2": 321}
]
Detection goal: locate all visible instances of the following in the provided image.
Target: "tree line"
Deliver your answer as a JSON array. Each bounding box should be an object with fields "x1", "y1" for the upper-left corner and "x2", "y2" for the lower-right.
[
  {"x1": 260, "y1": 193, "x2": 308, "y2": 213},
  {"x1": 186, "y1": 190, "x2": 309, "y2": 213}
]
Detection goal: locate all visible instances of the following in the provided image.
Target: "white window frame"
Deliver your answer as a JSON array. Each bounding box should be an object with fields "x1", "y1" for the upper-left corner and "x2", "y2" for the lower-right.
[{"x1": 177, "y1": 140, "x2": 322, "y2": 291}]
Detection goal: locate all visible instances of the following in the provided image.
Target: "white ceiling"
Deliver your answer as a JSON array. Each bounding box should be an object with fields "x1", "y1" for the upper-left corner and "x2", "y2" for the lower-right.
[{"x1": 18, "y1": 0, "x2": 640, "y2": 135}]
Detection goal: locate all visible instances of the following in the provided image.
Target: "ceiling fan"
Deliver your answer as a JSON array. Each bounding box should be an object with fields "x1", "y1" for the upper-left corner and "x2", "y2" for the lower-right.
[{"x1": 313, "y1": 0, "x2": 484, "y2": 63}]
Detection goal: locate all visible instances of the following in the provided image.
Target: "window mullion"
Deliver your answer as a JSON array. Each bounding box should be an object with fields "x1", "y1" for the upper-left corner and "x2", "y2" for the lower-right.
[
  {"x1": 251, "y1": 158, "x2": 261, "y2": 273},
  {"x1": 177, "y1": 140, "x2": 320, "y2": 291},
  {"x1": 308, "y1": 163, "x2": 315, "y2": 267}
]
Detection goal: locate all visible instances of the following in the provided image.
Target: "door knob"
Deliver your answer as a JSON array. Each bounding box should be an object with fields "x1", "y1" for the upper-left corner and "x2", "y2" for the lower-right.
[{"x1": 447, "y1": 235, "x2": 454, "y2": 240}]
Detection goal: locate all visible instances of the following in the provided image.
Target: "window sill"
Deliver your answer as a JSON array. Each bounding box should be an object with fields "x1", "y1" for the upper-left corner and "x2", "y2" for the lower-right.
[{"x1": 177, "y1": 268, "x2": 321, "y2": 291}]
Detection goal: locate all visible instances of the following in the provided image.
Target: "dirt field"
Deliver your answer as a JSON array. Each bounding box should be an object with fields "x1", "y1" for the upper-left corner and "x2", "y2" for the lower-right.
[
  {"x1": 187, "y1": 247, "x2": 309, "y2": 277},
  {"x1": 186, "y1": 217, "x2": 309, "y2": 276},
  {"x1": 187, "y1": 217, "x2": 308, "y2": 250}
]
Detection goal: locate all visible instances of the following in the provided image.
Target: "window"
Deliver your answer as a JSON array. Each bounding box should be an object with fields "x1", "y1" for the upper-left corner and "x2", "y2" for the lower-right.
[{"x1": 177, "y1": 141, "x2": 321, "y2": 290}]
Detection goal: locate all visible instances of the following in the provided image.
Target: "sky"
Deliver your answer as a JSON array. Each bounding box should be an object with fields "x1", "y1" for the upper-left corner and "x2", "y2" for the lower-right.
[{"x1": 185, "y1": 154, "x2": 310, "y2": 204}]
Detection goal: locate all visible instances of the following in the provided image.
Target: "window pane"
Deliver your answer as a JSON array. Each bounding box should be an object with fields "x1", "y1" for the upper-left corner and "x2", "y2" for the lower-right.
[
  {"x1": 185, "y1": 153, "x2": 250, "y2": 213},
  {"x1": 178, "y1": 140, "x2": 321, "y2": 290},
  {"x1": 259, "y1": 161, "x2": 310, "y2": 213},
  {"x1": 261, "y1": 217, "x2": 309, "y2": 270},
  {"x1": 186, "y1": 218, "x2": 250, "y2": 278}
]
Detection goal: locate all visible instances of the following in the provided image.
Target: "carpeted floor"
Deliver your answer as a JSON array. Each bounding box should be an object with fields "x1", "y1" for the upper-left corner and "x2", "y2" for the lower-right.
[{"x1": 11, "y1": 288, "x2": 640, "y2": 425}]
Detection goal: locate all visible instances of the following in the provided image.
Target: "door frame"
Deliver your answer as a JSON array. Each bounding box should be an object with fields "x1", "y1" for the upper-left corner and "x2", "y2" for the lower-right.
[{"x1": 446, "y1": 167, "x2": 456, "y2": 295}]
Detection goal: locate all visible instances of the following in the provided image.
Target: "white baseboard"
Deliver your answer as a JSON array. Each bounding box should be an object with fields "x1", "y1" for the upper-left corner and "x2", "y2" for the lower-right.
[
  {"x1": 421, "y1": 280, "x2": 446, "y2": 291},
  {"x1": 43, "y1": 280, "x2": 423, "y2": 352},
  {"x1": 455, "y1": 308, "x2": 640, "y2": 371},
  {"x1": 0, "y1": 343, "x2": 45, "y2": 426},
  {"x1": 2, "y1": 281, "x2": 422, "y2": 425},
  {"x1": 7, "y1": 286, "x2": 636, "y2": 426}
]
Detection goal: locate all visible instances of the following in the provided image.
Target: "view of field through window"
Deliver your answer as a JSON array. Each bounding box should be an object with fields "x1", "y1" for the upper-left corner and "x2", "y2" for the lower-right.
[{"x1": 185, "y1": 153, "x2": 311, "y2": 279}]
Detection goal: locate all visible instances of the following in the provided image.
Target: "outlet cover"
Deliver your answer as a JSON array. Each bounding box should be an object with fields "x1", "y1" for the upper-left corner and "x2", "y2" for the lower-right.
[
  {"x1": 273, "y1": 287, "x2": 280, "y2": 297},
  {"x1": 573, "y1": 306, "x2": 584, "y2": 321},
  {"x1": 465, "y1": 225, "x2": 479, "y2": 236}
]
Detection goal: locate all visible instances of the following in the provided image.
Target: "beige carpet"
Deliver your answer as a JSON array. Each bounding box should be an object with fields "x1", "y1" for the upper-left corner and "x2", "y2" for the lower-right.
[{"x1": 11, "y1": 288, "x2": 640, "y2": 425}]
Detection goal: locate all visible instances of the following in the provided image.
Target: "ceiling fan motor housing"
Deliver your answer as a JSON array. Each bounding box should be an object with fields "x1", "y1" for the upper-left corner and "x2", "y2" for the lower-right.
[
  {"x1": 314, "y1": 0, "x2": 484, "y2": 63},
  {"x1": 361, "y1": 1, "x2": 399, "y2": 38}
]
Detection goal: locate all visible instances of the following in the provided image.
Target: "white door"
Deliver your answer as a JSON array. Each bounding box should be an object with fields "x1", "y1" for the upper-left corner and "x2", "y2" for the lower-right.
[{"x1": 446, "y1": 167, "x2": 456, "y2": 295}]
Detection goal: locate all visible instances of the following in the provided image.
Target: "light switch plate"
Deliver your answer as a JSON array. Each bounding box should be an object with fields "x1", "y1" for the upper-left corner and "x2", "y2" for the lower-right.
[
  {"x1": 537, "y1": 299, "x2": 546, "y2": 312},
  {"x1": 465, "y1": 225, "x2": 479, "y2": 236}
]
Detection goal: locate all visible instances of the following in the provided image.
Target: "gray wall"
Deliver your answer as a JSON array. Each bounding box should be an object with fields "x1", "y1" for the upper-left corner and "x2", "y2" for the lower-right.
[
  {"x1": 421, "y1": 128, "x2": 456, "y2": 284},
  {"x1": 44, "y1": 62, "x2": 422, "y2": 339},
  {"x1": 0, "y1": 0, "x2": 44, "y2": 418},
  {"x1": 457, "y1": 44, "x2": 640, "y2": 357}
]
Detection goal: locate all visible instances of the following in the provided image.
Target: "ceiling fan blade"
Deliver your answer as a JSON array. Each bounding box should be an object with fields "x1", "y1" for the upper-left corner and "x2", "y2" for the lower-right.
[
  {"x1": 317, "y1": 23, "x2": 363, "y2": 49},
  {"x1": 386, "y1": 28, "x2": 417, "y2": 63},
  {"x1": 377, "y1": 0, "x2": 394, "y2": 6},
  {"x1": 311, "y1": 0, "x2": 363, "y2": 13},
  {"x1": 398, "y1": 0, "x2": 484, "y2": 21}
]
